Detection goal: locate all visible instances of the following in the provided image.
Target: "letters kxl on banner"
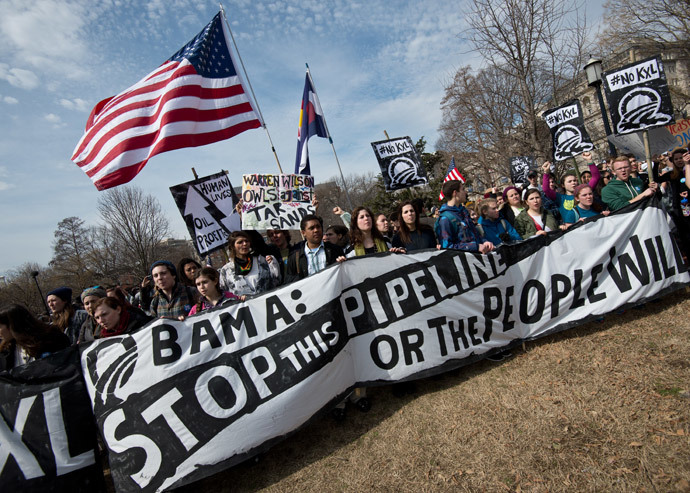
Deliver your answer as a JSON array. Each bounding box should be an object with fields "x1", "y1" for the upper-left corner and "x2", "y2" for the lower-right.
[
  {"x1": 542, "y1": 100, "x2": 594, "y2": 161},
  {"x1": 371, "y1": 137, "x2": 428, "y2": 192}
]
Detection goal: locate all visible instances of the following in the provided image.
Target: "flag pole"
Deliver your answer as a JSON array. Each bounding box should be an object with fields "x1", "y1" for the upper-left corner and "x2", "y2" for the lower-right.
[
  {"x1": 306, "y1": 63, "x2": 353, "y2": 211},
  {"x1": 220, "y1": 4, "x2": 283, "y2": 173}
]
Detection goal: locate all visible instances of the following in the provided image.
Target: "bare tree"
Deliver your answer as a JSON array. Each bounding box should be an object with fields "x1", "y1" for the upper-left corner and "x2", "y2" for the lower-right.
[
  {"x1": 50, "y1": 216, "x2": 96, "y2": 290},
  {"x1": 601, "y1": 0, "x2": 690, "y2": 57},
  {"x1": 97, "y1": 186, "x2": 171, "y2": 279},
  {"x1": 463, "y1": 0, "x2": 591, "y2": 160}
]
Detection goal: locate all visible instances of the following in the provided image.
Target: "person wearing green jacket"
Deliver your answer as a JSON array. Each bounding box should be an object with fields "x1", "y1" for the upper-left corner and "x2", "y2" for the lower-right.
[{"x1": 601, "y1": 155, "x2": 658, "y2": 211}]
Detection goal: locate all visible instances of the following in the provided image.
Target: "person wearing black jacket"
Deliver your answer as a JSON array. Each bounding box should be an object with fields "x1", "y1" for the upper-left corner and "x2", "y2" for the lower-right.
[{"x1": 286, "y1": 214, "x2": 345, "y2": 283}]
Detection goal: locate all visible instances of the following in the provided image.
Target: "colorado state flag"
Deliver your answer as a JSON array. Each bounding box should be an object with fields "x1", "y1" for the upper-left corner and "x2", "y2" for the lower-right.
[{"x1": 294, "y1": 72, "x2": 328, "y2": 174}]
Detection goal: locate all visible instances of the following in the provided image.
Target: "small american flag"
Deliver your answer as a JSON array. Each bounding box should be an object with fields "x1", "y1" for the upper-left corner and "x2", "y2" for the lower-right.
[
  {"x1": 72, "y1": 12, "x2": 262, "y2": 190},
  {"x1": 438, "y1": 157, "x2": 465, "y2": 200}
]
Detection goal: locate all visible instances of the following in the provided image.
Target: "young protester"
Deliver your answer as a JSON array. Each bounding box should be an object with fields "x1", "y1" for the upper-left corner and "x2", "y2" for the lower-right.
[
  {"x1": 601, "y1": 155, "x2": 658, "y2": 211},
  {"x1": 286, "y1": 215, "x2": 345, "y2": 283},
  {"x1": 323, "y1": 224, "x2": 350, "y2": 250},
  {"x1": 573, "y1": 184, "x2": 610, "y2": 221},
  {"x1": 266, "y1": 229, "x2": 295, "y2": 267},
  {"x1": 477, "y1": 198, "x2": 522, "y2": 246},
  {"x1": 46, "y1": 286, "x2": 88, "y2": 345},
  {"x1": 435, "y1": 181, "x2": 494, "y2": 253},
  {"x1": 391, "y1": 200, "x2": 437, "y2": 251},
  {"x1": 515, "y1": 188, "x2": 559, "y2": 238},
  {"x1": 219, "y1": 231, "x2": 281, "y2": 296},
  {"x1": 143, "y1": 260, "x2": 198, "y2": 320},
  {"x1": 375, "y1": 213, "x2": 391, "y2": 242},
  {"x1": 542, "y1": 151, "x2": 600, "y2": 226},
  {"x1": 177, "y1": 258, "x2": 201, "y2": 288},
  {"x1": 499, "y1": 186, "x2": 523, "y2": 226},
  {"x1": 78, "y1": 286, "x2": 107, "y2": 343},
  {"x1": 0, "y1": 304, "x2": 70, "y2": 370},
  {"x1": 92, "y1": 297, "x2": 153, "y2": 338},
  {"x1": 346, "y1": 207, "x2": 404, "y2": 257},
  {"x1": 189, "y1": 267, "x2": 244, "y2": 316}
]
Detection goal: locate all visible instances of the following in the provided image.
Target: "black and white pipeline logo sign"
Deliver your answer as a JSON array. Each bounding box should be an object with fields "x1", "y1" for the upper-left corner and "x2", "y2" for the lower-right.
[
  {"x1": 509, "y1": 156, "x2": 535, "y2": 185},
  {"x1": 371, "y1": 136, "x2": 428, "y2": 191},
  {"x1": 543, "y1": 100, "x2": 594, "y2": 161},
  {"x1": 603, "y1": 55, "x2": 674, "y2": 135}
]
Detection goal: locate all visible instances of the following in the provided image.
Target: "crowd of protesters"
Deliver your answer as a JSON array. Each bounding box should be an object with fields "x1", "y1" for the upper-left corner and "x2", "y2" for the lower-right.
[{"x1": 1, "y1": 148, "x2": 689, "y2": 422}]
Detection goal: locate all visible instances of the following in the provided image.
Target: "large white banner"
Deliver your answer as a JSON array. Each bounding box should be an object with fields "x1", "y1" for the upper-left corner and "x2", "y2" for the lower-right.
[{"x1": 74, "y1": 199, "x2": 689, "y2": 492}]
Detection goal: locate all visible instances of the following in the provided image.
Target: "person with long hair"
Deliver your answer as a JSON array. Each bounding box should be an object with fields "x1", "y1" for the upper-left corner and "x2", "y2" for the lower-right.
[
  {"x1": 653, "y1": 148, "x2": 690, "y2": 260},
  {"x1": 0, "y1": 304, "x2": 70, "y2": 370},
  {"x1": 266, "y1": 229, "x2": 295, "y2": 267},
  {"x1": 542, "y1": 151, "x2": 600, "y2": 227},
  {"x1": 499, "y1": 186, "x2": 523, "y2": 226},
  {"x1": 177, "y1": 258, "x2": 201, "y2": 288},
  {"x1": 93, "y1": 297, "x2": 153, "y2": 339},
  {"x1": 219, "y1": 231, "x2": 281, "y2": 296},
  {"x1": 392, "y1": 201, "x2": 436, "y2": 251},
  {"x1": 514, "y1": 188, "x2": 560, "y2": 239},
  {"x1": 189, "y1": 267, "x2": 245, "y2": 316},
  {"x1": 323, "y1": 224, "x2": 350, "y2": 250},
  {"x1": 46, "y1": 286, "x2": 87, "y2": 345},
  {"x1": 573, "y1": 184, "x2": 610, "y2": 221},
  {"x1": 346, "y1": 207, "x2": 404, "y2": 257}
]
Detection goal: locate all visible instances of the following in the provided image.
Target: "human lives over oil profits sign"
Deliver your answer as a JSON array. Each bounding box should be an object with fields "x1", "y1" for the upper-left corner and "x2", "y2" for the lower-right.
[{"x1": 241, "y1": 173, "x2": 314, "y2": 230}]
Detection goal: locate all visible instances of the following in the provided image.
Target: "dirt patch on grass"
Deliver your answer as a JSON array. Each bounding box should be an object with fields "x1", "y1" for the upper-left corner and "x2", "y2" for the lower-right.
[{"x1": 173, "y1": 289, "x2": 690, "y2": 492}]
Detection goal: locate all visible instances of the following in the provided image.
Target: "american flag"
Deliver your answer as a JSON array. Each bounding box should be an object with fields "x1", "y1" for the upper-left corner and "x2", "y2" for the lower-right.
[
  {"x1": 438, "y1": 157, "x2": 465, "y2": 200},
  {"x1": 72, "y1": 12, "x2": 262, "y2": 191}
]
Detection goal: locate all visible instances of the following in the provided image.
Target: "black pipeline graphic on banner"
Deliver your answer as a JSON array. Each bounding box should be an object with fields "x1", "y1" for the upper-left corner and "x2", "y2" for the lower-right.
[
  {"x1": 82, "y1": 198, "x2": 689, "y2": 492},
  {"x1": 0, "y1": 346, "x2": 104, "y2": 492},
  {"x1": 170, "y1": 172, "x2": 239, "y2": 256},
  {"x1": 371, "y1": 137, "x2": 428, "y2": 191},
  {"x1": 509, "y1": 156, "x2": 535, "y2": 185},
  {"x1": 543, "y1": 100, "x2": 594, "y2": 161},
  {"x1": 603, "y1": 55, "x2": 674, "y2": 135}
]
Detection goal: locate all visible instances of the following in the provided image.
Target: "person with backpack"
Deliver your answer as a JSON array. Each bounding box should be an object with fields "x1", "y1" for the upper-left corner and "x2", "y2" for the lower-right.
[
  {"x1": 434, "y1": 180, "x2": 494, "y2": 254},
  {"x1": 476, "y1": 198, "x2": 522, "y2": 246}
]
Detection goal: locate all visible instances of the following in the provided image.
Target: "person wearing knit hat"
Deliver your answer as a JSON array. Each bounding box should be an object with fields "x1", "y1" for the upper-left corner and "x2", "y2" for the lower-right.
[
  {"x1": 47, "y1": 286, "x2": 87, "y2": 345},
  {"x1": 77, "y1": 286, "x2": 107, "y2": 343}
]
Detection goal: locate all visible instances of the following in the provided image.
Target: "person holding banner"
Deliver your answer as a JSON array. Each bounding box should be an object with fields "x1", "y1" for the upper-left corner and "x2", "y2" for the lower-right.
[
  {"x1": 573, "y1": 184, "x2": 610, "y2": 221},
  {"x1": 346, "y1": 207, "x2": 397, "y2": 257},
  {"x1": 477, "y1": 199, "x2": 522, "y2": 246},
  {"x1": 514, "y1": 189, "x2": 559, "y2": 239},
  {"x1": 601, "y1": 156, "x2": 658, "y2": 212},
  {"x1": 392, "y1": 201, "x2": 437, "y2": 251},
  {"x1": 145, "y1": 261, "x2": 198, "y2": 320},
  {"x1": 542, "y1": 151, "x2": 600, "y2": 227},
  {"x1": 92, "y1": 297, "x2": 153, "y2": 338},
  {"x1": 219, "y1": 231, "x2": 281, "y2": 296},
  {"x1": 0, "y1": 304, "x2": 70, "y2": 370},
  {"x1": 189, "y1": 267, "x2": 245, "y2": 315},
  {"x1": 285, "y1": 215, "x2": 345, "y2": 283}
]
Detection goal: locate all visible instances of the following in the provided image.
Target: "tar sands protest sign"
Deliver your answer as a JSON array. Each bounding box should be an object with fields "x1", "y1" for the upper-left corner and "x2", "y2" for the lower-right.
[
  {"x1": 241, "y1": 174, "x2": 315, "y2": 230},
  {"x1": 603, "y1": 55, "x2": 675, "y2": 135},
  {"x1": 2, "y1": 199, "x2": 688, "y2": 492},
  {"x1": 170, "y1": 172, "x2": 240, "y2": 256},
  {"x1": 509, "y1": 156, "x2": 535, "y2": 185},
  {"x1": 543, "y1": 100, "x2": 594, "y2": 161},
  {"x1": 371, "y1": 136, "x2": 428, "y2": 192}
]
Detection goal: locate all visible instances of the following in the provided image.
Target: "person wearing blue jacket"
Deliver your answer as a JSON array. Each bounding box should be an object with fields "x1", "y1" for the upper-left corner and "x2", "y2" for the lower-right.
[{"x1": 476, "y1": 198, "x2": 522, "y2": 245}]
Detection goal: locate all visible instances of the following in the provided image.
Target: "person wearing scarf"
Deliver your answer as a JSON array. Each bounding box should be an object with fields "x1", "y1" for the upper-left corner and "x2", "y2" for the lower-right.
[{"x1": 93, "y1": 297, "x2": 152, "y2": 338}]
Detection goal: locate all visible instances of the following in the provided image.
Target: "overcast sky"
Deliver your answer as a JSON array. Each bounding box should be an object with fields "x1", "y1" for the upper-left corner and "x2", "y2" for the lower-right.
[{"x1": 0, "y1": 0, "x2": 605, "y2": 274}]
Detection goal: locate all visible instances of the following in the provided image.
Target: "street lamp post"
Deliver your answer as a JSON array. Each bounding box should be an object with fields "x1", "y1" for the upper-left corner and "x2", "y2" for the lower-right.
[
  {"x1": 31, "y1": 271, "x2": 51, "y2": 317},
  {"x1": 583, "y1": 57, "x2": 617, "y2": 158}
]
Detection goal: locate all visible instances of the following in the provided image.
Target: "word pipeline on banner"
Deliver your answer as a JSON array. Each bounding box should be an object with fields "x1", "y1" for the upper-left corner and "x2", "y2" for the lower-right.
[
  {"x1": 603, "y1": 55, "x2": 675, "y2": 135},
  {"x1": 170, "y1": 172, "x2": 240, "y2": 256},
  {"x1": 543, "y1": 100, "x2": 594, "y2": 162},
  {"x1": 241, "y1": 174, "x2": 315, "y2": 230},
  {"x1": 371, "y1": 136, "x2": 428, "y2": 192},
  {"x1": 1, "y1": 199, "x2": 688, "y2": 493}
]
